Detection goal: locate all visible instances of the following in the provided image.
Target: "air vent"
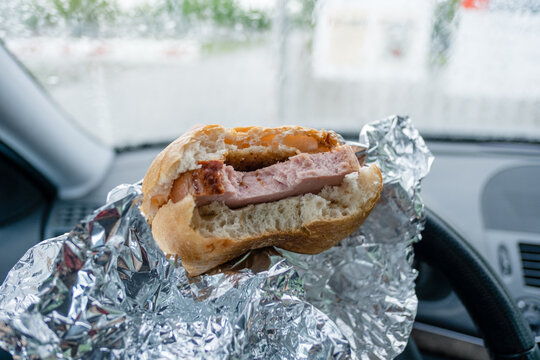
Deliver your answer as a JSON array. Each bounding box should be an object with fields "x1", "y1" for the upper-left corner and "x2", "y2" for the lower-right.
[
  {"x1": 44, "y1": 202, "x2": 100, "y2": 239},
  {"x1": 54, "y1": 202, "x2": 98, "y2": 227},
  {"x1": 519, "y1": 243, "x2": 540, "y2": 288}
]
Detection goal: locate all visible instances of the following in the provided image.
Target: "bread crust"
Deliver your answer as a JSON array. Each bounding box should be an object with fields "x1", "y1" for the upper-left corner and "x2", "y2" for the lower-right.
[{"x1": 142, "y1": 125, "x2": 382, "y2": 276}]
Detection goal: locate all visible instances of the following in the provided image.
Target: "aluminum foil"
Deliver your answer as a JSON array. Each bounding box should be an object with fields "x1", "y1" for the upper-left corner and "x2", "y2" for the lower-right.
[{"x1": 0, "y1": 115, "x2": 433, "y2": 359}]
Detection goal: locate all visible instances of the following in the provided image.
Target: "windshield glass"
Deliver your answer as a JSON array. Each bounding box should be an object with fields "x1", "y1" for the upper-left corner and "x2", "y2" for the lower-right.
[{"x1": 2, "y1": 0, "x2": 540, "y2": 146}]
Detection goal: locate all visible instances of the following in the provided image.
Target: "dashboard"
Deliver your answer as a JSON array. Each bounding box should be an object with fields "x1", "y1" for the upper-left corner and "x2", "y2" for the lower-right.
[{"x1": 419, "y1": 141, "x2": 540, "y2": 335}]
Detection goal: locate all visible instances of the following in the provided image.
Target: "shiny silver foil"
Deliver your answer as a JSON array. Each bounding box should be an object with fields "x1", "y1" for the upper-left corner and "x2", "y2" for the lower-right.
[{"x1": 0, "y1": 115, "x2": 433, "y2": 359}]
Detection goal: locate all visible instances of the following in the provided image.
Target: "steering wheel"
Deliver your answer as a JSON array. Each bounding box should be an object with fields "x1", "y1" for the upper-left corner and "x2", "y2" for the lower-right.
[{"x1": 409, "y1": 209, "x2": 540, "y2": 360}]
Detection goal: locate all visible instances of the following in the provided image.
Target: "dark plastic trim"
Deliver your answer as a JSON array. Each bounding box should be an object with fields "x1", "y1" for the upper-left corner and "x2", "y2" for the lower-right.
[{"x1": 0, "y1": 140, "x2": 56, "y2": 198}]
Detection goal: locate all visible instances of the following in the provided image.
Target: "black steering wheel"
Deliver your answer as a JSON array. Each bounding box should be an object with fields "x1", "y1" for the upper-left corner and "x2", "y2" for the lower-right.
[{"x1": 410, "y1": 209, "x2": 540, "y2": 360}]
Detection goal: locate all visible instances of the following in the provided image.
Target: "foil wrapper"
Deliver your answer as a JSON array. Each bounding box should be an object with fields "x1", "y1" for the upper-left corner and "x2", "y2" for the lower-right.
[{"x1": 0, "y1": 115, "x2": 433, "y2": 359}]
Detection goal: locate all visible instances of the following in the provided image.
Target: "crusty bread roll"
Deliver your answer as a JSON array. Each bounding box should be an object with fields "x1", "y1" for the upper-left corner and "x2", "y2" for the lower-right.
[{"x1": 142, "y1": 125, "x2": 382, "y2": 276}]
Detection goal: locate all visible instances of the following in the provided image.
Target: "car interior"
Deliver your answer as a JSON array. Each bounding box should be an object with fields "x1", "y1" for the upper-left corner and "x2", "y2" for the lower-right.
[{"x1": 1, "y1": 0, "x2": 540, "y2": 359}]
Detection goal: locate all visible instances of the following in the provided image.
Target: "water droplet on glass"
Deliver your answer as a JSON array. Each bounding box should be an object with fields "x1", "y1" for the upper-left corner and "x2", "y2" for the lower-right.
[{"x1": 47, "y1": 75, "x2": 60, "y2": 85}]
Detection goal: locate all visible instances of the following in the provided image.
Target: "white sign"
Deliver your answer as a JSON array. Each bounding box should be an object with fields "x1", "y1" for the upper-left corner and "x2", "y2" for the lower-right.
[{"x1": 312, "y1": 0, "x2": 433, "y2": 82}]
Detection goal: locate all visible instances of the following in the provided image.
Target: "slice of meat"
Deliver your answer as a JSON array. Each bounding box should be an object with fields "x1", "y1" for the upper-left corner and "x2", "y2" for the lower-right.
[{"x1": 170, "y1": 145, "x2": 360, "y2": 208}]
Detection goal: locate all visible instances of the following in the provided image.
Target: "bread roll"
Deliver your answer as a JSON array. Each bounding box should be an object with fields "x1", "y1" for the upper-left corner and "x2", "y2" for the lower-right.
[{"x1": 142, "y1": 125, "x2": 382, "y2": 276}]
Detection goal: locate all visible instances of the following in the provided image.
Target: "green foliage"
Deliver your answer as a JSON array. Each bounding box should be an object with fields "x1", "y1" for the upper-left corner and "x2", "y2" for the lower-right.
[
  {"x1": 289, "y1": 0, "x2": 317, "y2": 28},
  {"x1": 20, "y1": 0, "x2": 117, "y2": 35},
  {"x1": 430, "y1": 0, "x2": 460, "y2": 67},
  {"x1": 51, "y1": 0, "x2": 116, "y2": 23},
  {"x1": 180, "y1": 0, "x2": 271, "y2": 31},
  {"x1": 11, "y1": 0, "x2": 274, "y2": 37}
]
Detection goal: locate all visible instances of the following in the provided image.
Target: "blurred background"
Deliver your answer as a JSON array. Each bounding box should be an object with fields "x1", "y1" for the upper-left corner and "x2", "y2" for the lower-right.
[{"x1": 1, "y1": 0, "x2": 539, "y2": 146}]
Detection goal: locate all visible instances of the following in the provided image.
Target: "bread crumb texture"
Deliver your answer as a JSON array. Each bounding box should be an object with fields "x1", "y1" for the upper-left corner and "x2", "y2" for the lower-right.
[{"x1": 192, "y1": 167, "x2": 379, "y2": 239}]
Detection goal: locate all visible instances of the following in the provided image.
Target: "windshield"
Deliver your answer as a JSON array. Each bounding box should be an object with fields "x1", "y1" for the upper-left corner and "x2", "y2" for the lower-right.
[{"x1": 2, "y1": 0, "x2": 540, "y2": 146}]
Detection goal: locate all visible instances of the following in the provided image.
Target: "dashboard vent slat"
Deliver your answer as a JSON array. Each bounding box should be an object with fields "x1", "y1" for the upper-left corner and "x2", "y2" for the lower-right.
[
  {"x1": 520, "y1": 252, "x2": 540, "y2": 261},
  {"x1": 519, "y1": 243, "x2": 540, "y2": 288},
  {"x1": 523, "y1": 269, "x2": 540, "y2": 278},
  {"x1": 519, "y1": 244, "x2": 540, "y2": 254},
  {"x1": 522, "y1": 261, "x2": 540, "y2": 271}
]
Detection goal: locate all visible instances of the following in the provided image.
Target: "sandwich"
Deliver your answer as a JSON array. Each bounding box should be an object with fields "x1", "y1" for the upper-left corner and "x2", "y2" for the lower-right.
[{"x1": 141, "y1": 125, "x2": 383, "y2": 276}]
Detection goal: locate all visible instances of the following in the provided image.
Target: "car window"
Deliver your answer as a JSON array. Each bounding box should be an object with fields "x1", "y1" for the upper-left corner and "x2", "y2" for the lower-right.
[{"x1": 1, "y1": 0, "x2": 539, "y2": 146}]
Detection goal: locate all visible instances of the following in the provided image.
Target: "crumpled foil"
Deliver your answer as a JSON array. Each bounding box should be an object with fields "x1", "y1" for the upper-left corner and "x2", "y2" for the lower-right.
[{"x1": 0, "y1": 115, "x2": 433, "y2": 359}]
